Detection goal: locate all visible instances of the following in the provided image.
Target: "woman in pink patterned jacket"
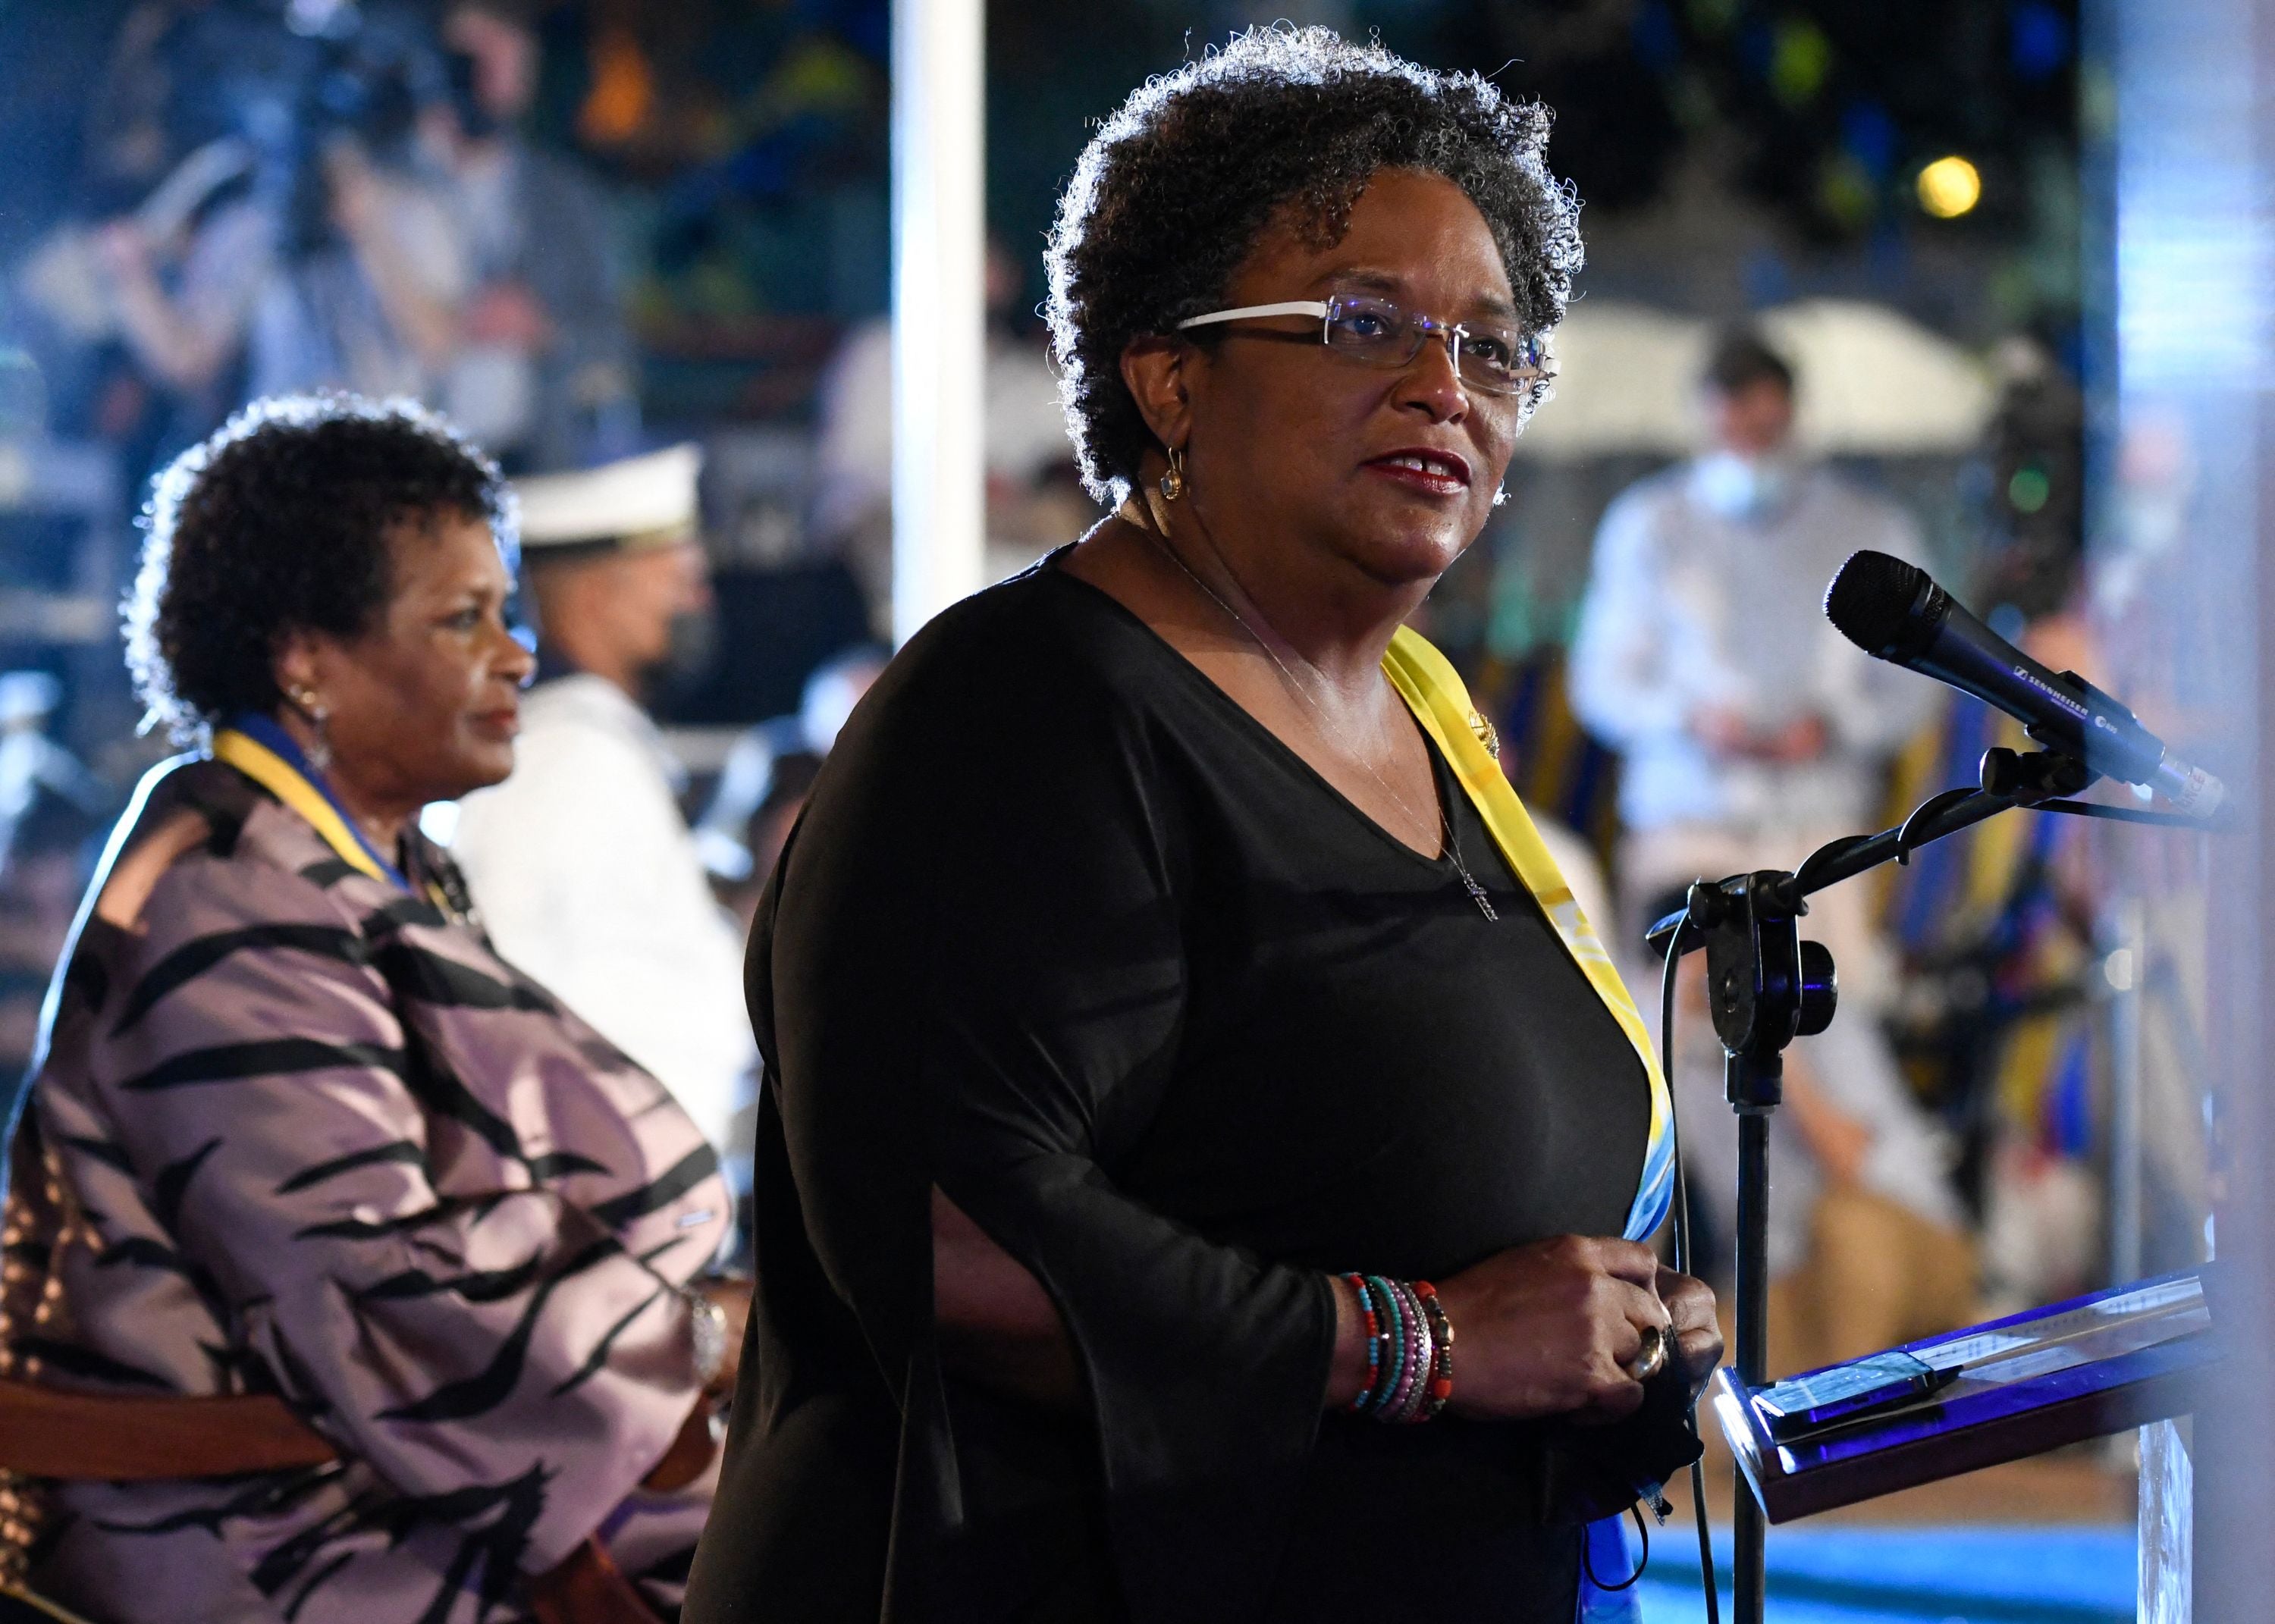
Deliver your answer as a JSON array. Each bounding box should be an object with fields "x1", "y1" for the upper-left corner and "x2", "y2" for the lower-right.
[{"x1": 0, "y1": 395, "x2": 736, "y2": 1623}]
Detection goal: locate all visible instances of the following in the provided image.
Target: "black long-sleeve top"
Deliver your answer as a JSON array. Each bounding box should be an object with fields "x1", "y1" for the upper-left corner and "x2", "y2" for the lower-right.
[{"x1": 686, "y1": 558, "x2": 1653, "y2": 1624}]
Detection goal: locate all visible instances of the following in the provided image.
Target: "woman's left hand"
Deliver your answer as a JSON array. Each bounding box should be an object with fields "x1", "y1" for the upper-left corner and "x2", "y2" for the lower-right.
[{"x1": 1655, "y1": 1266, "x2": 1722, "y2": 1399}]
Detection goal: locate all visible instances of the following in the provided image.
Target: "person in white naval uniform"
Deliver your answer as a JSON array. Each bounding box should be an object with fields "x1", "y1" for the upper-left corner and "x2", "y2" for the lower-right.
[{"x1": 450, "y1": 444, "x2": 752, "y2": 1153}]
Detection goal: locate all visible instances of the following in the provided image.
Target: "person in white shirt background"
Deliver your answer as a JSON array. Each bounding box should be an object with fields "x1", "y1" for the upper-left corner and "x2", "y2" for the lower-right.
[
  {"x1": 450, "y1": 444, "x2": 755, "y2": 1158},
  {"x1": 1570, "y1": 327, "x2": 1935, "y2": 1014},
  {"x1": 1571, "y1": 330, "x2": 1972, "y2": 1374}
]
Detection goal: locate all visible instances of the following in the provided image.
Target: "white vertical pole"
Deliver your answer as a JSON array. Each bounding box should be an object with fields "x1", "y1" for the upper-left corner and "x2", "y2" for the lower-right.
[{"x1": 890, "y1": 0, "x2": 987, "y2": 646}]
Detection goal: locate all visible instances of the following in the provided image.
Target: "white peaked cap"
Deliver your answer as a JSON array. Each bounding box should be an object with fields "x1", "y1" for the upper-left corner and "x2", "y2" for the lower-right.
[{"x1": 513, "y1": 444, "x2": 703, "y2": 550}]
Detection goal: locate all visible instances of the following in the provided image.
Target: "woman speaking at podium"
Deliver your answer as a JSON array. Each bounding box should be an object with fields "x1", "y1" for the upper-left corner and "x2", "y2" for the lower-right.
[{"x1": 689, "y1": 28, "x2": 1721, "y2": 1624}]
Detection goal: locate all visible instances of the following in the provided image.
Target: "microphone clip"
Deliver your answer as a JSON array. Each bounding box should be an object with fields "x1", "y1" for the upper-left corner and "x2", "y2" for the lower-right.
[
  {"x1": 1979, "y1": 746, "x2": 2230, "y2": 832},
  {"x1": 1978, "y1": 745, "x2": 2096, "y2": 803}
]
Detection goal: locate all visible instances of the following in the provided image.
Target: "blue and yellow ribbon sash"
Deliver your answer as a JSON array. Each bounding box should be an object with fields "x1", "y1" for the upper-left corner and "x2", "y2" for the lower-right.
[
  {"x1": 1383, "y1": 626, "x2": 1677, "y2": 1243},
  {"x1": 212, "y1": 716, "x2": 410, "y2": 892}
]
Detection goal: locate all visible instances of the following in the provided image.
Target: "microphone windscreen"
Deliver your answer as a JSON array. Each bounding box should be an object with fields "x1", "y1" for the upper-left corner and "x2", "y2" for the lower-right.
[{"x1": 1825, "y1": 549, "x2": 1931, "y2": 657}]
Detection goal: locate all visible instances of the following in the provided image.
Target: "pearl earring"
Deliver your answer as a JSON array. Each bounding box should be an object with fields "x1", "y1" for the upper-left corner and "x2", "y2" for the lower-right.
[{"x1": 288, "y1": 687, "x2": 333, "y2": 773}]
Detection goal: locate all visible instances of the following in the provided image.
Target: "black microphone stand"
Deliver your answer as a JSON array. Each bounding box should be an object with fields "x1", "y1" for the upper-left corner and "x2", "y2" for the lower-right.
[{"x1": 1646, "y1": 745, "x2": 2223, "y2": 1624}]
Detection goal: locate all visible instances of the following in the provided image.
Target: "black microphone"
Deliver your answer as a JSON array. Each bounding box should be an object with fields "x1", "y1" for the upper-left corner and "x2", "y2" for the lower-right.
[{"x1": 1825, "y1": 550, "x2": 2224, "y2": 817}]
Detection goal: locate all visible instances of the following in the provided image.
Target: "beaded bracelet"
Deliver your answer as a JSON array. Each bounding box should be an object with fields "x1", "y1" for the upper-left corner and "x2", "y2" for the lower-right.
[
  {"x1": 1414, "y1": 1281, "x2": 1455, "y2": 1420},
  {"x1": 1385, "y1": 1282, "x2": 1432, "y2": 1423},
  {"x1": 1353, "y1": 1274, "x2": 1394, "y2": 1418},
  {"x1": 1363, "y1": 1275, "x2": 1409, "y2": 1418},
  {"x1": 1376, "y1": 1278, "x2": 1420, "y2": 1422},
  {"x1": 1335, "y1": 1272, "x2": 1458, "y2": 1423},
  {"x1": 1340, "y1": 1273, "x2": 1383, "y2": 1413}
]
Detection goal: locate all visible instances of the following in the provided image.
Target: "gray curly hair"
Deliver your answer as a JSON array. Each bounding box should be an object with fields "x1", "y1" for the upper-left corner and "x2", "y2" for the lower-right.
[{"x1": 1043, "y1": 25, "x2": 1583, "y2": 505}]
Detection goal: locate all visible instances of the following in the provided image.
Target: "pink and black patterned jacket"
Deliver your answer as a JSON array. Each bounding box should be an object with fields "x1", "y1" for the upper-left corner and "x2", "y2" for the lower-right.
[{"x1": 1, "y1": 754, "x2": 732, "y2": 1622}]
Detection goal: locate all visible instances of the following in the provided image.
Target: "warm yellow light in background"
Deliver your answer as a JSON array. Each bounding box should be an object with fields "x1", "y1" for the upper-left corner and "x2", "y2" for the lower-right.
[{"x1": 1916, "y1": 155, "x2": 1983, "y2": 218}]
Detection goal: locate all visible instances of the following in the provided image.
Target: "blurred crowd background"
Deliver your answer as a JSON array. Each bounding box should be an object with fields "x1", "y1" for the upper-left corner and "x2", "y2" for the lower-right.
[{"x1": 0, "y1": 0, "x2": 2208, "y2": 1403}]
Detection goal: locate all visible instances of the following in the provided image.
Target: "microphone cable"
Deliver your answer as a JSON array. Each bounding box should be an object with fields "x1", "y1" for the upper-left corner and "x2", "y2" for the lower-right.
[{"x1": 1659, "y1": 902, "x2": 1721, "y2": 1624}]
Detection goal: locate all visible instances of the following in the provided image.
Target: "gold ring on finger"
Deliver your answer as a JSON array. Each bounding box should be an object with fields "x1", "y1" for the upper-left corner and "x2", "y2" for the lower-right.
[{"x1": 1626, "y1": 1323, "x2": 1669, "y2": 1383}]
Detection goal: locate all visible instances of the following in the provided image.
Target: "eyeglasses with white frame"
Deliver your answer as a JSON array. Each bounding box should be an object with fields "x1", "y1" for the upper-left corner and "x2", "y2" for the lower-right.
[{"x1": 1175, "y1": 293, "x2": 1549, "y2": 397}]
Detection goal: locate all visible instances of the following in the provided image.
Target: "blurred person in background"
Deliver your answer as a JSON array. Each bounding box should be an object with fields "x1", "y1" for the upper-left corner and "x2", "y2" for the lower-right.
[
  {"x1": 711, "y1": 748, "x2": 822, "y2": 935},
  {"x1": 808, "y1": 237, "x2": 1091, "y2": 627},
  {"x1": 0, "y1": 396, "x2": 738, "y2": 1622},
  {"x1": 0, "y1": 674, "x2": 114, "y2": 1121},
  {"x1": 1875, "y1": 367, "x2": 2117, "y2": 1314},
  {"x1": 0, "y1": 672, "x2": 110, "y2": 840},
  {"x1": 693, "y1": 641, "x2": 886, "y2": 904},
  {"x1": 450, "y1": 445, "x2": 754, "y2": 1157},
  {"x1": 1569, "y1": 328, "x2": 1934, "y2": 1014},
  {"x1": 690, "y1": 644, "x2": 883, "y2": 1213},
  {"x1": 425, "y1": 1, "x2": 637, "y2": 470},
  {"x1": 8, "y1": 128, "x2": 262, "y2": 459},
  {"x1": 0, "y1": 793, "x2": 115, "y2": 1136},
  {"x1": 1643, "y1": 886, "x2": 1975, "y2": 1375},
  {"x1": 76, "y1": 8, "x2": 470, "y2": 425},
  {"x1": 240, "y1": 129, "x2": 465, "y2": 406},
  {"x1": 77, "y1": 1, "x2": 203, "y2": 204},
  {"x1": 788, "y1": 641, "x2": 889, "y2": 757},
  {"x1": 82, "y1": 147, "x2": 264, "y2": 447},
  {"x1": 5, "y1": 3, "x2": 241, "y2": 453}
]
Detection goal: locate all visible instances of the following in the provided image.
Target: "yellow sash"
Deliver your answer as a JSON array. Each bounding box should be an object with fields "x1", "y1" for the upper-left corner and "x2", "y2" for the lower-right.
[
  {"x1": 213, "y1": 729, "x2": 393, "y2": 884},
  {"x1": 212, "y1": 728, "x2": 452, "y2": 914},
  {"x1": 1383, "y1": 626, "x2": 1675, "y2": 1240}
]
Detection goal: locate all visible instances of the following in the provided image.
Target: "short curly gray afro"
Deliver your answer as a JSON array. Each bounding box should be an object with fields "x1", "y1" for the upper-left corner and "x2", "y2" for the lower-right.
[{"x1": 1044, "y1": 26, "x2": 1583, "y2": 504}]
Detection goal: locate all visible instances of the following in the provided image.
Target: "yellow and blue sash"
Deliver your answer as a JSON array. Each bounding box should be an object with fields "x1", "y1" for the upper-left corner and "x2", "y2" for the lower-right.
[
  {"x1": 212, "y1": 715, "x2": 411, "y2": 892},
  {"x1": 1382, "y1": 627, "x2": 1676, "y2": 1243}
]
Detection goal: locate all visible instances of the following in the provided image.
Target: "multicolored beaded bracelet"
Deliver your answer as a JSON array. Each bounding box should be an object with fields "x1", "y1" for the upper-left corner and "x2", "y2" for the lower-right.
[
  {"x1": 1414, "y1": 1280, "x2": 1455, "y2": 1420},
  {"x1": 1336, "y1": 1272, "x2": 1458, "y2": 1422},
  {"x1": 1355, "y1": 1276, "x2": 1394, "y2": 1418},
  {"x1": 1340, "y1": 1273, "x2": 1383, "y2": 1413},
  {"x1": 1388, "y1": 1284, "x2": 1432, "y2": 1422},
  {"x1": 1356, "y1": 1274, "x2": 1392, "y2": 1410}
]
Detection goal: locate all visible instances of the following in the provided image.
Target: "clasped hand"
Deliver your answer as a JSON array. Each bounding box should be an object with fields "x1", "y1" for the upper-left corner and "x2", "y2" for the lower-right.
[{"x1": 1432, "y1": 1236, "x2": 1720, "y2": 1423}]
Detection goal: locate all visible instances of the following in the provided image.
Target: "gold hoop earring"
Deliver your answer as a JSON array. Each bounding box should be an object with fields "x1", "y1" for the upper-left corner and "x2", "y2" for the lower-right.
[{"x1": 1158, "y1": 445, "x2": 1186, "y2": 502}]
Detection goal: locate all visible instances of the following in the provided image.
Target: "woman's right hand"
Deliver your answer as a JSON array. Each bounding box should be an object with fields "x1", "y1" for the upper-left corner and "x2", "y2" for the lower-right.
[{"x1": 1432, "y1": 1236, "x2": 1672, "y2": 1424}]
